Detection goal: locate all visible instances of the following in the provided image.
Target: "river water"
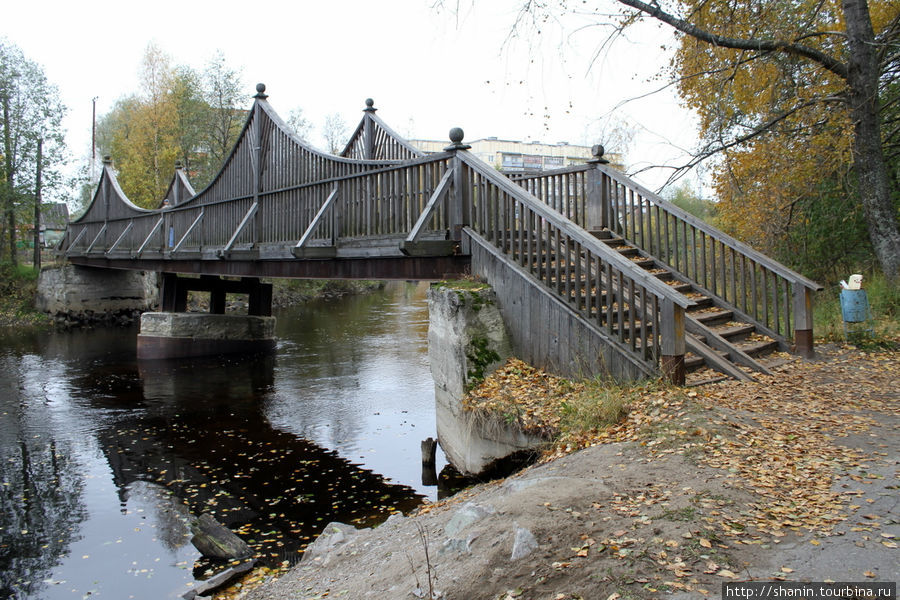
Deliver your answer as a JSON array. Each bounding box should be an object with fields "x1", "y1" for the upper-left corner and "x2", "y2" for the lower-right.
[{"x1": 0, "y1": 282, "x2": 450, "y2": 599}]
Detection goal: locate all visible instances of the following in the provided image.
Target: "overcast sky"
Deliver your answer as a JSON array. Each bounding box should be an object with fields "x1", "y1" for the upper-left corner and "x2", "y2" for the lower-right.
[{"x1": 5, "y1": 0, "x2": 701, "y2": 196}]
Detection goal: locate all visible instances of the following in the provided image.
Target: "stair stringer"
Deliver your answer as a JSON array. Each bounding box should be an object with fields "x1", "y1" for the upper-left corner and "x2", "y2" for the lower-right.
[{"x1": 465, "y1": 229, "x2": 658, "y2": 383}]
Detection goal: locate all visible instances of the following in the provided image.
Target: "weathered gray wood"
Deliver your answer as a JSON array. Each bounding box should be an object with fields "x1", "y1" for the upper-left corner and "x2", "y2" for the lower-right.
[
  {"x1": 135, "y1": 217, "x2": 164, "y2": 256},
  {"x1": 105, "y1": 220, "x2": 134, "y2": 255},
  {"x1": 685, "y1": 316, "x2": 772, "y2": 375},
  {"x1": 405, "y1": 168, "x2": 453, "y2": 243},
  {"x1": 296, "y1": 185, "x2": 339, "y2": 249},
  {"x1": 219, "y1": 201, "x2": 258, "y2": 257},
  {"x1": 685, "y1": 333, "x2": 754, "y2": 382},
  {"x1": 172, "y1": 209, "x2": 204, "y2": 254}
]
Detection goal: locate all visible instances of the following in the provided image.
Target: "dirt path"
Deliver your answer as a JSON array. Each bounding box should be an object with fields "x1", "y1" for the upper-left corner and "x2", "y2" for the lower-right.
[{"x1": 225, "y1": 343, "x2": 898, "y2": 600}]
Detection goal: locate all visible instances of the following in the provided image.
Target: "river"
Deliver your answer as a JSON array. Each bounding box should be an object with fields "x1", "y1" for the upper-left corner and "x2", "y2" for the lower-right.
[{"x1": 0, "y1": 282, "x2": 451, "y2": 599}]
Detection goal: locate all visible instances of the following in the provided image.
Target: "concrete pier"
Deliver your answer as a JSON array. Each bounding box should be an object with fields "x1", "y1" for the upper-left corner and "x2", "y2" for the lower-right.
[
  {"x1": 427, "y1": 284, "x2": 544, "y2": 476},
  {"x1": 137, "y1": 312, "x2": 276, "y2": 360}
]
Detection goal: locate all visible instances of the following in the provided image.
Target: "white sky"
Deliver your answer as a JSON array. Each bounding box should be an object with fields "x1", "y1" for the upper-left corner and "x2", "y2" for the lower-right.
[{"x1": 4, "y1": 0, "x2": 702, "y2": 198}]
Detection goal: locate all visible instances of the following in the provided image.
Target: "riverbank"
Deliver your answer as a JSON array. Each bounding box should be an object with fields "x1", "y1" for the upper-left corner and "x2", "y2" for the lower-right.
[
  {"x1": 0, "y1": 262, "x2": 50, "y2": 328},
  {"x1": 216, "y1": 342, "x2": 898, "y2": 599},
  {"x1": 0, "y1": 263, "x2": 385, "y2": 329}
]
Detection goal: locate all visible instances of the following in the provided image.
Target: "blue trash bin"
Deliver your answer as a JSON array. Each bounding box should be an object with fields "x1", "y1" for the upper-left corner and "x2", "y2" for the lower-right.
[{"x1": 840, "y1": 289, "x2": 869, "y2": 323}]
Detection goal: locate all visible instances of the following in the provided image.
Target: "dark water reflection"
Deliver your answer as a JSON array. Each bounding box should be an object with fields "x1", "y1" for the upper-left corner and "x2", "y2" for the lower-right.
[{"x1": 0, "y1": 282, "x2": 444, "y2": 599}]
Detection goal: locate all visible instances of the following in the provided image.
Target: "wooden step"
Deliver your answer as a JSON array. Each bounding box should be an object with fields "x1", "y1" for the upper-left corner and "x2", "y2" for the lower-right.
[
  {"x1": 710, "y1": 323, "x2": 756, "y2": 342},
  {"x1": 735, "y1": 338, "x2": 779, "y2": 357},
  {"x1": 692, "y1": 308, "x2": 734, "y2": 326}
]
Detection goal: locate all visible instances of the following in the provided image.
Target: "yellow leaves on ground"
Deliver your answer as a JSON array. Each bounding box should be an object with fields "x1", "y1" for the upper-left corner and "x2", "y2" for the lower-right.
[
  {"x1": 462, "y1": 358, "x2": 585, "y2": 438},
  {"x1": 463, "y1": 345, "x2": 898, "y2": 543}
]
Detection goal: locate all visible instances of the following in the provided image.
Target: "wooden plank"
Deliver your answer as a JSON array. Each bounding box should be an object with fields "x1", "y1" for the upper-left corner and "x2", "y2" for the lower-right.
[{"x1": 685, "y1": 333, "x2": 754, "y2": 382}]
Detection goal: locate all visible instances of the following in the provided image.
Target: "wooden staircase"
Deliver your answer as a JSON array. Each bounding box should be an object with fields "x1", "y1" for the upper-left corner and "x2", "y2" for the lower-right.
[{"x1": 591, "y1": 229, "x2": 788, "y2": 384}]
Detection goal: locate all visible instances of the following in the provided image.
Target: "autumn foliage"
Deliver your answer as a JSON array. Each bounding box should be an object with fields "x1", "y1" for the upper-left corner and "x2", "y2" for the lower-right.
[{"x1": 669, "y1": 0, "x2": 900, "y2": 281}]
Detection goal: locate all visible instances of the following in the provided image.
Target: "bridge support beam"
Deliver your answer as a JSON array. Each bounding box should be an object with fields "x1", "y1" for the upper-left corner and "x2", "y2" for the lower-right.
[
  {"x1": 159, "y1": 273, "x2": 273, "y2": 316},
  {"x1": 139, "y1": 274, "x2": 275, "y2": 360},
  {"x1": 137, "y1": 312, "x2": 275, "y2": 360}
]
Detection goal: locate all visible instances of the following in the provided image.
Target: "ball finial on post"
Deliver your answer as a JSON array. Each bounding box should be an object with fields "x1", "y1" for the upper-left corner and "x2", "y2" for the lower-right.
[
  {"x1": 254, "y1": 83, "x2": 268, "y2": 99},
  {"x1": 102, "y1": 155, "x2": 112, "y2": 166},
  {"x1": 589, "y1": 143, "x2": 609, "y2": 165},
  {"x1": 364, "y1": 98, "x2": 376, "y2": 112},
  {"x1": 444, "y1": 127, "x2": 471, "y2": 151}
]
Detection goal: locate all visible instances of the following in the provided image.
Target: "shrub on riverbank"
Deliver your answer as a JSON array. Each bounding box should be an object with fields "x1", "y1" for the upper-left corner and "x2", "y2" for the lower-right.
[
  {"x1": 271, "y1": 279, "x2": 385, "y2": 307},
  {"x1": 0, "y1": 262, "x2": 50, "y2": 328}
]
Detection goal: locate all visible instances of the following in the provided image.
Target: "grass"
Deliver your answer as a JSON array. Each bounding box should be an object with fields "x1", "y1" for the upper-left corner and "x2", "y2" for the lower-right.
[
  {"x1": 813, "y1": 271, "x2": 900, "y2": 348},
  {"x1": 556, "y1": 376, "x2": 634, "y2": 437}
]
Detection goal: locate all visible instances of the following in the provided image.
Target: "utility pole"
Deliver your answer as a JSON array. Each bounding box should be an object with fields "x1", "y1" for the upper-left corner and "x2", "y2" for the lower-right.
[
  {"x1": 32, "y1": 139, "x2": 42, "y2": 269},
  {"x1": 91, "y1": 96, "x2": 98, "y2": 180}
]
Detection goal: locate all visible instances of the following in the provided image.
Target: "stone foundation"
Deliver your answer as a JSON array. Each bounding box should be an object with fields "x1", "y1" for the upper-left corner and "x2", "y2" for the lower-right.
[
  {"x1": 137, "y1": 312, "x2": 276, "y2": 360},
  {"x1": 36, "y1": 265, "x2": 158, "y2": 325},
  {"x1": 427, "y1": 284, "x2": 544, "y2": 476}
]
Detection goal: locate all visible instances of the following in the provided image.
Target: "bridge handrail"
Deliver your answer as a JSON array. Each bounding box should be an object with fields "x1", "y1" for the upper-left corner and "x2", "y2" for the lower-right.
[
  {"x1": 510, "y1": 162, "x2": 822, "y2": 346},
  {"x1": 341, "y1": 103, "x2": 425, "y2": 161},
  {"x1": 459, "y1": 153, "x2": 692, "y2": 308},
  {"x1": 62, "y1": 151, "x2": 456, "y2": 257},
  {"x1": 457, "y1": 150, "x2": 692, "y2": 373}
]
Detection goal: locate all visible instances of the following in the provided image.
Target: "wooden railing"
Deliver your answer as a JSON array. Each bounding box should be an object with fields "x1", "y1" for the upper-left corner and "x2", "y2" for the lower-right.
[
  {"x1": 63, "y1": 87, "x2": 450, "y2": 259},
  {"x1": 341, "y1": 100, "x2": 424, "y2": 161},
  {"x1": 63, "y1": 153, "x2": 454, "y2": 259},
  {"x1": 456, "y1": 151, "x2": 693, "y2": 376},
  {"x1": 510, "y1": 163, "x2": 822, "y2": 353}
]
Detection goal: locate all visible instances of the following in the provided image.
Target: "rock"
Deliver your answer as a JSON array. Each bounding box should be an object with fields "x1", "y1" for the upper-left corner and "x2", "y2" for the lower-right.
[
  {"x1": 302, "y1": 522, "x2": 359, "y2": 566},
  {"x1": 182, "y1": 558, "x2": 256, "y2": 599},
  {"x1": 510, "y1": 526, "x2": 538, "y2": 561},
  {"x1": 441, "y1": 532, "x2": 479, "y2": 555},
  {"x1": 444, "y1": 502, "x2": 495, "y2": 537},
  {"x1": 189, "y1": 513, "x2": 252, "y2": 560}
]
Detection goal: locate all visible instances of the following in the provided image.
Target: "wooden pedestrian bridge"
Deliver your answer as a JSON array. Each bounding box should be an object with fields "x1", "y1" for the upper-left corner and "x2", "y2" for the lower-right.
[{"x1": 60, "y1": 84, "x2": 822, "y2": 385}]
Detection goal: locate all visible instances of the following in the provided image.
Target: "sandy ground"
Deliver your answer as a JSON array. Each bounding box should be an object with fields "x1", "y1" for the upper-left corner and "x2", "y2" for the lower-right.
[{"x1": 227, "y1": 344, "x2": 898, "y2": 600}]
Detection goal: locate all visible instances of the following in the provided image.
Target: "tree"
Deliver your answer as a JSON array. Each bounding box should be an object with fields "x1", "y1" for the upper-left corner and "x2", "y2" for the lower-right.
[
  {"x1": 617, "y1": 0, "x2": 900, "y2": 281},
  {"x1": 202, "y1": 51, "x2": 245, "y2": 173},
  {"x1": 665, "y1": 181, "x2": 716, "y2": 222},
  {"x1": 0, "y1": 39, "x2": 66, "y2": 265},
  {"x1": 287, "y1": 106, "x2": 313, "y2": 143},
  {"x1": 514, "y1": 0, "x2": 900, "y2": 280},
  {"x1": 97, "y1": 45, "x2": 248, "y2": 206},
  {"x1": 322, "y1": 113, "x2": 349, "y2": 154}
]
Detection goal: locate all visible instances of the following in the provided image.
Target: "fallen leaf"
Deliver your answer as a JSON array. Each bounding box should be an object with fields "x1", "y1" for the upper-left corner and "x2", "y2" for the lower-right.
[{"x1": 717, "y1": 569, "x2": 739, "y2": 579}]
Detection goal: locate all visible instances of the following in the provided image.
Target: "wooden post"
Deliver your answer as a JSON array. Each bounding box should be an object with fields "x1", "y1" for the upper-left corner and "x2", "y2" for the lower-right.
[
  {"x1": 792, "y1": 281, "x2": 814, "y2": 358},
  {"x1": 660, "y1": 298, "x2": 686, "y2": 385},
  {"x1": 586, "y1": 143, "x2": 609, "y2": 231},
  {"x1": 247, "y1": 277, "x2": 273, "y2": 317},
  {"x1": 160, "y1": 273, "x2": 187, "y2": 312},
  {"x1": 421, "y1": 437, "x2": 438, "y2": 487},
  {"x1": 174, "y1": 160, "x2": 183, "y2": 206},
  {"x1": 444, "y1": 128, "x2": 471, "y2": 242},
  {"x1": 252, "y1": 84, "x2": 267, "y2": 247},
  {"x1": 362, "y1": 99, "x2": 376, "y2": 160},
  {"x1": 209, "y1": 275, "x2": 226, "y2": 314}
]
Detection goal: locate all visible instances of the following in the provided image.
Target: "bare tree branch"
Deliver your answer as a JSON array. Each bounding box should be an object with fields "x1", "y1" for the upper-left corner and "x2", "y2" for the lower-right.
[{"x1": 615, "y1": 0, "x2": 850, "y2": 80}]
